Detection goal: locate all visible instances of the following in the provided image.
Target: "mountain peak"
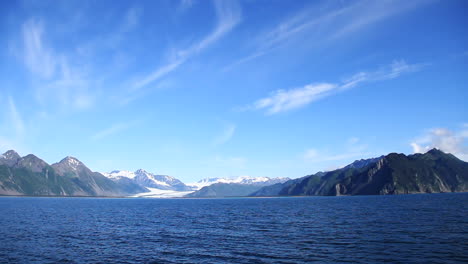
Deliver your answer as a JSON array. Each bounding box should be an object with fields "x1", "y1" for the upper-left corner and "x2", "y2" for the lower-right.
[
  {"x1": 345, "y1": 156, "x2": 384, "y2": 170},
  {"x1": 2, "y1": 150, "x2": 20, "y2": 160},
  {"x1": 102, "y1": 168, "x2": 189, "y2": 191},
  {"x1": 427, "y1": 148, "x2": 445, "y2": 155},
  {"x1": 16, "y1": 154, "x2": 48, "y2": 173},
  {"x1": 135, "y1": 169, "x2": 150, "y2": 174},
  {"x1": 103, "y1": 170, "x2": 136, "y2": 179},
  {"x1": 22, "y1": 154, "x2": 42, "y2": 160},
  {"x1": 0, "y1": 150, "x2": 22, "y2": 167},
  {"x1": 58, "y1": 156, "x2": 84, "y2": 170}
]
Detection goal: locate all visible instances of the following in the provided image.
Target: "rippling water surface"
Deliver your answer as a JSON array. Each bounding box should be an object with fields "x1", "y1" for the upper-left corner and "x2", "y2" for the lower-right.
[{"x1": 0, "y1": 193, "x2": 467, "y2": 263}]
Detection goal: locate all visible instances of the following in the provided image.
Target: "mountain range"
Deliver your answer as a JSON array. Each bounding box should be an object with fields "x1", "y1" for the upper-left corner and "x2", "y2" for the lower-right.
[
  {"x1": 0, "y1": 148, "x2": 466, "y2": 197},
  {"x1": 102, "y1": 169, "x2": 191, "y2": 191},
  {"x1": 0, "y1": 150, "x2": 286, "y2": 197},
  {"x1": 251, "y1": 149, "x2": 468, "y2": 196},
  {"x1": 0, "y1": 151, "x2": 146, "y2": 196},
  {"x1": 188, "y1": 176, "x2": 289, "y2": 190},
  {"x1": 186, "y1": 176, "x2": 290, "y2": 197}
]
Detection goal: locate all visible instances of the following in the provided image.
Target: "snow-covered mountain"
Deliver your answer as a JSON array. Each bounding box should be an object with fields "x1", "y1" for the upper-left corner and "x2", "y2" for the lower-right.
[
  {"x1": 102, "y1": 169, "x2": 191, "y2": 191},
  {"x1": 102, "y1": 170, "x2": 290, "y2": 197},
  {"x1": 188, "y1": 176, "x2": 290, "y2": 190}
]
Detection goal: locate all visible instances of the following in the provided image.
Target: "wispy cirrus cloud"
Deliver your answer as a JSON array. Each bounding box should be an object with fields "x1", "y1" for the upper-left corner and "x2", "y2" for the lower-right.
[
  {"x1": 252, "y1": 83, "x2": 337, "y2": 115},
  {"x1": 122, "y1": 7, "x2": 143, "y2": 32},
  {"x1": 411, "y1": 125, "x2": 468, "y2": 161},
  {"x1": 213, "y1": 123, "x2": 236, "y2": 146},
  {"x1": 22, "y1": 19, "x2": 57, "y2": 79},
  {"x1": 329, "y1": 0, "x2": 432, "y2": 40},
  {"x1": 20, "y1": 18, "x2": 96, "y2": 111},
  {"x1": 225, "y1": 0, "x2": 431, "y2": 70},
  {"x1": 247, "y1": 60, "x2": 425, "y2": 115},
  {"x1": 340, "y1": 60, "x2": 427, "y2": 89},
  {"x1": 7, "y1": 96, "x2": 25, "y2": 137},
  {"x1": 17, "y1": 4, "x2": 145, "y2": 112},
  {"x1": 132, "y1": 60, "x2": 184, "y2": 92},
  {"x1": 0, "y1": 96, "x2": 27, "y2": 153},
  {"x1": 132, "y1": 0, "x2": 241, "y2": 91},
  {"x1": 178, "y1": 0, "x2": 195, "y2": 13}
]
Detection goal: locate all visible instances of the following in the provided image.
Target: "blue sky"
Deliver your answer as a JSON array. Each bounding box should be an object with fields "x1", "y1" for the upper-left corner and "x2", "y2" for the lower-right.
[{"x1": 1, "y1": 0, "x2": 467, "y2": 182}]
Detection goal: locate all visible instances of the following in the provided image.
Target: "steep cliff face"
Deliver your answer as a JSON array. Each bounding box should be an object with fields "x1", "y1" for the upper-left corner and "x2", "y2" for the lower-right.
[
  {"x1": 252, "y1": 149, "x2": 468, "y2": 197},
  {"x1": 383, "y1": 150, "x2": 468, "y2": 194}
]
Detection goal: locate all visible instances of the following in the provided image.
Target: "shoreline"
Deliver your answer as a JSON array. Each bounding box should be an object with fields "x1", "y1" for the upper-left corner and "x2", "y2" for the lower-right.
[{"x1": 1, "y1": 191, "x2": 466, "y2": 199}]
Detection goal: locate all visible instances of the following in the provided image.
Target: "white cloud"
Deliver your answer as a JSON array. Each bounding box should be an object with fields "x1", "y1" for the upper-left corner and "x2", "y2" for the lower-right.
[
  {"x1": 189, "y1": 0, "x2": 241, "y2": 53},
  {"x1": 178, "y1": 0, "x2": 195, "y2": 13},
  {"x1": 37, "y1": 57, "x2": 95, "y2": 111},
  {"x1": 347, "y1": 137, "x2": 360, "y2": 145},
  {"x1": 330, "y1": 0, "x2": 430, "y2": 40},
  {"x1": 213, "y1": 123, "x2": 236, "y2": 146},
  {"x1": 252, "y1": 83, "x2": 337, "y2": 115},
  {"x1": 132, "y1": 60, "x2": 184, "y2": 91},
  {"x1": 226, "y1": 0, "x2": 430, "y2": 69},
  {"x1": 0, "y1": 96, "x2": 28, "y2": 154},
  {"x1": 20, "y1": 18, "x2": 96, "y2": 111},
  {"x1": 303, "y1": 149, "x2": 319, "y2": 160},
  {"x1": 411, "y1": 126, "x2": 468, "y2": 161},
  {"x1": 341, "y1": 60, "x2": 426, "y2": 89},
  {"x1": 132, "y1": 0, "x2": 241, "y2": 91},
  {"x1": 122, "y1": 7, "x2": 142, "y2": 32},
  {"x1": 258, "y1": 4, "x2": 346, "y2": 51},
  {"x1": 7, "y1": 96, "x2": 25, "y2": 137},
  {"x1": 249, "y1": 60, "x2": 424, "y2": 114},
  {"x1": 91, "y1": 123, "x2": 133, "y2": 141},
  {"x1": 22, "y1": 19, "x2": 57, "y2": 79}
]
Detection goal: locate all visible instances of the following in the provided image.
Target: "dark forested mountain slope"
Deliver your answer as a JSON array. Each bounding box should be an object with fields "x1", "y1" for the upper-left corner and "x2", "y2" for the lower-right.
[
  {"x1": 186, "y1": 183, "x2": 269, "y2": 197},
  {"x1": 251, "y1": 149, "x2": 468, "y2": 196},
  {"x1": 0, "y1": 150, "x2": 147, "y2": 196}
]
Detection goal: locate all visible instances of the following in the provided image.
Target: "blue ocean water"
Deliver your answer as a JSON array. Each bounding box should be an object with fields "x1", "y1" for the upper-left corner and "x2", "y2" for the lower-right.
[{"x1": 0, "y1": 193, "x2": 467, "y2": 263}]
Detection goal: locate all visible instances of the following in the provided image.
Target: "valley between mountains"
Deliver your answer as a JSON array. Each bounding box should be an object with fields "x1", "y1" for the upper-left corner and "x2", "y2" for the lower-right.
[{"x1": 0, "y1": 149, "x2": 467, "y2": 198}]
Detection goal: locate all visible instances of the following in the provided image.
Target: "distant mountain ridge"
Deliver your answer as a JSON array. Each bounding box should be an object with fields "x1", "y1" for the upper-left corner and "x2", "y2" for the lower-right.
[
  {"x1": 102, "y1": 169, "x2": 191, "y2": 191},
  {"x1": 186, "y1": 176, "x2": 290, "y2": 197},
  {"x1": 188, "y1": 175, "x2": 290, "y2": 190},
  {"x1": 251, "y1": 149, "x2": 468, "y2": 197},
  {"x1": 0, "y1": 149, "x2": 290, "y2": 197},
  {"x1": 1, "y1": 148, "x2": 466, "y2": 197},
  {"x1": 0, "y1": 151, "x2": 147, "y2": 196}
]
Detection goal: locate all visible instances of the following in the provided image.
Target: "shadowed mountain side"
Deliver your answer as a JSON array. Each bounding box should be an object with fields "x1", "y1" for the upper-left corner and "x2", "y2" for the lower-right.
[
  {"x1": 0, "y1": 151, "x2": 147, "y2": 196},
  {"x1": 186, "y1": 183, "x2": 264, "y2": 197},
  {"x1": 251, "y1": 149, "x2": 468, "y2": 196}
]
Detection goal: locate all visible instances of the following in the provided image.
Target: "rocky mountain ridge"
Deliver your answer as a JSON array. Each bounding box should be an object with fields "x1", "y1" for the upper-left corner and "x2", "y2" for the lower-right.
[
  {"x1": 102, "y1": 169, "x2": 191, "y2": 191},
  {"x1": 188, "y1": 175, "x2": 290, "y2": 190},
  {"x1": 186, "y1": 176, "x2": 291, "y2": 197},
  {"x1": 251, "y1": 149, "x2": 468, "y2": 196},
  {"x1": 0, "y1": 151, "x2": 146, "y2": 196},
  {"x1": 1, "y1": 148, "x2": 466, "y2": 197}
]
